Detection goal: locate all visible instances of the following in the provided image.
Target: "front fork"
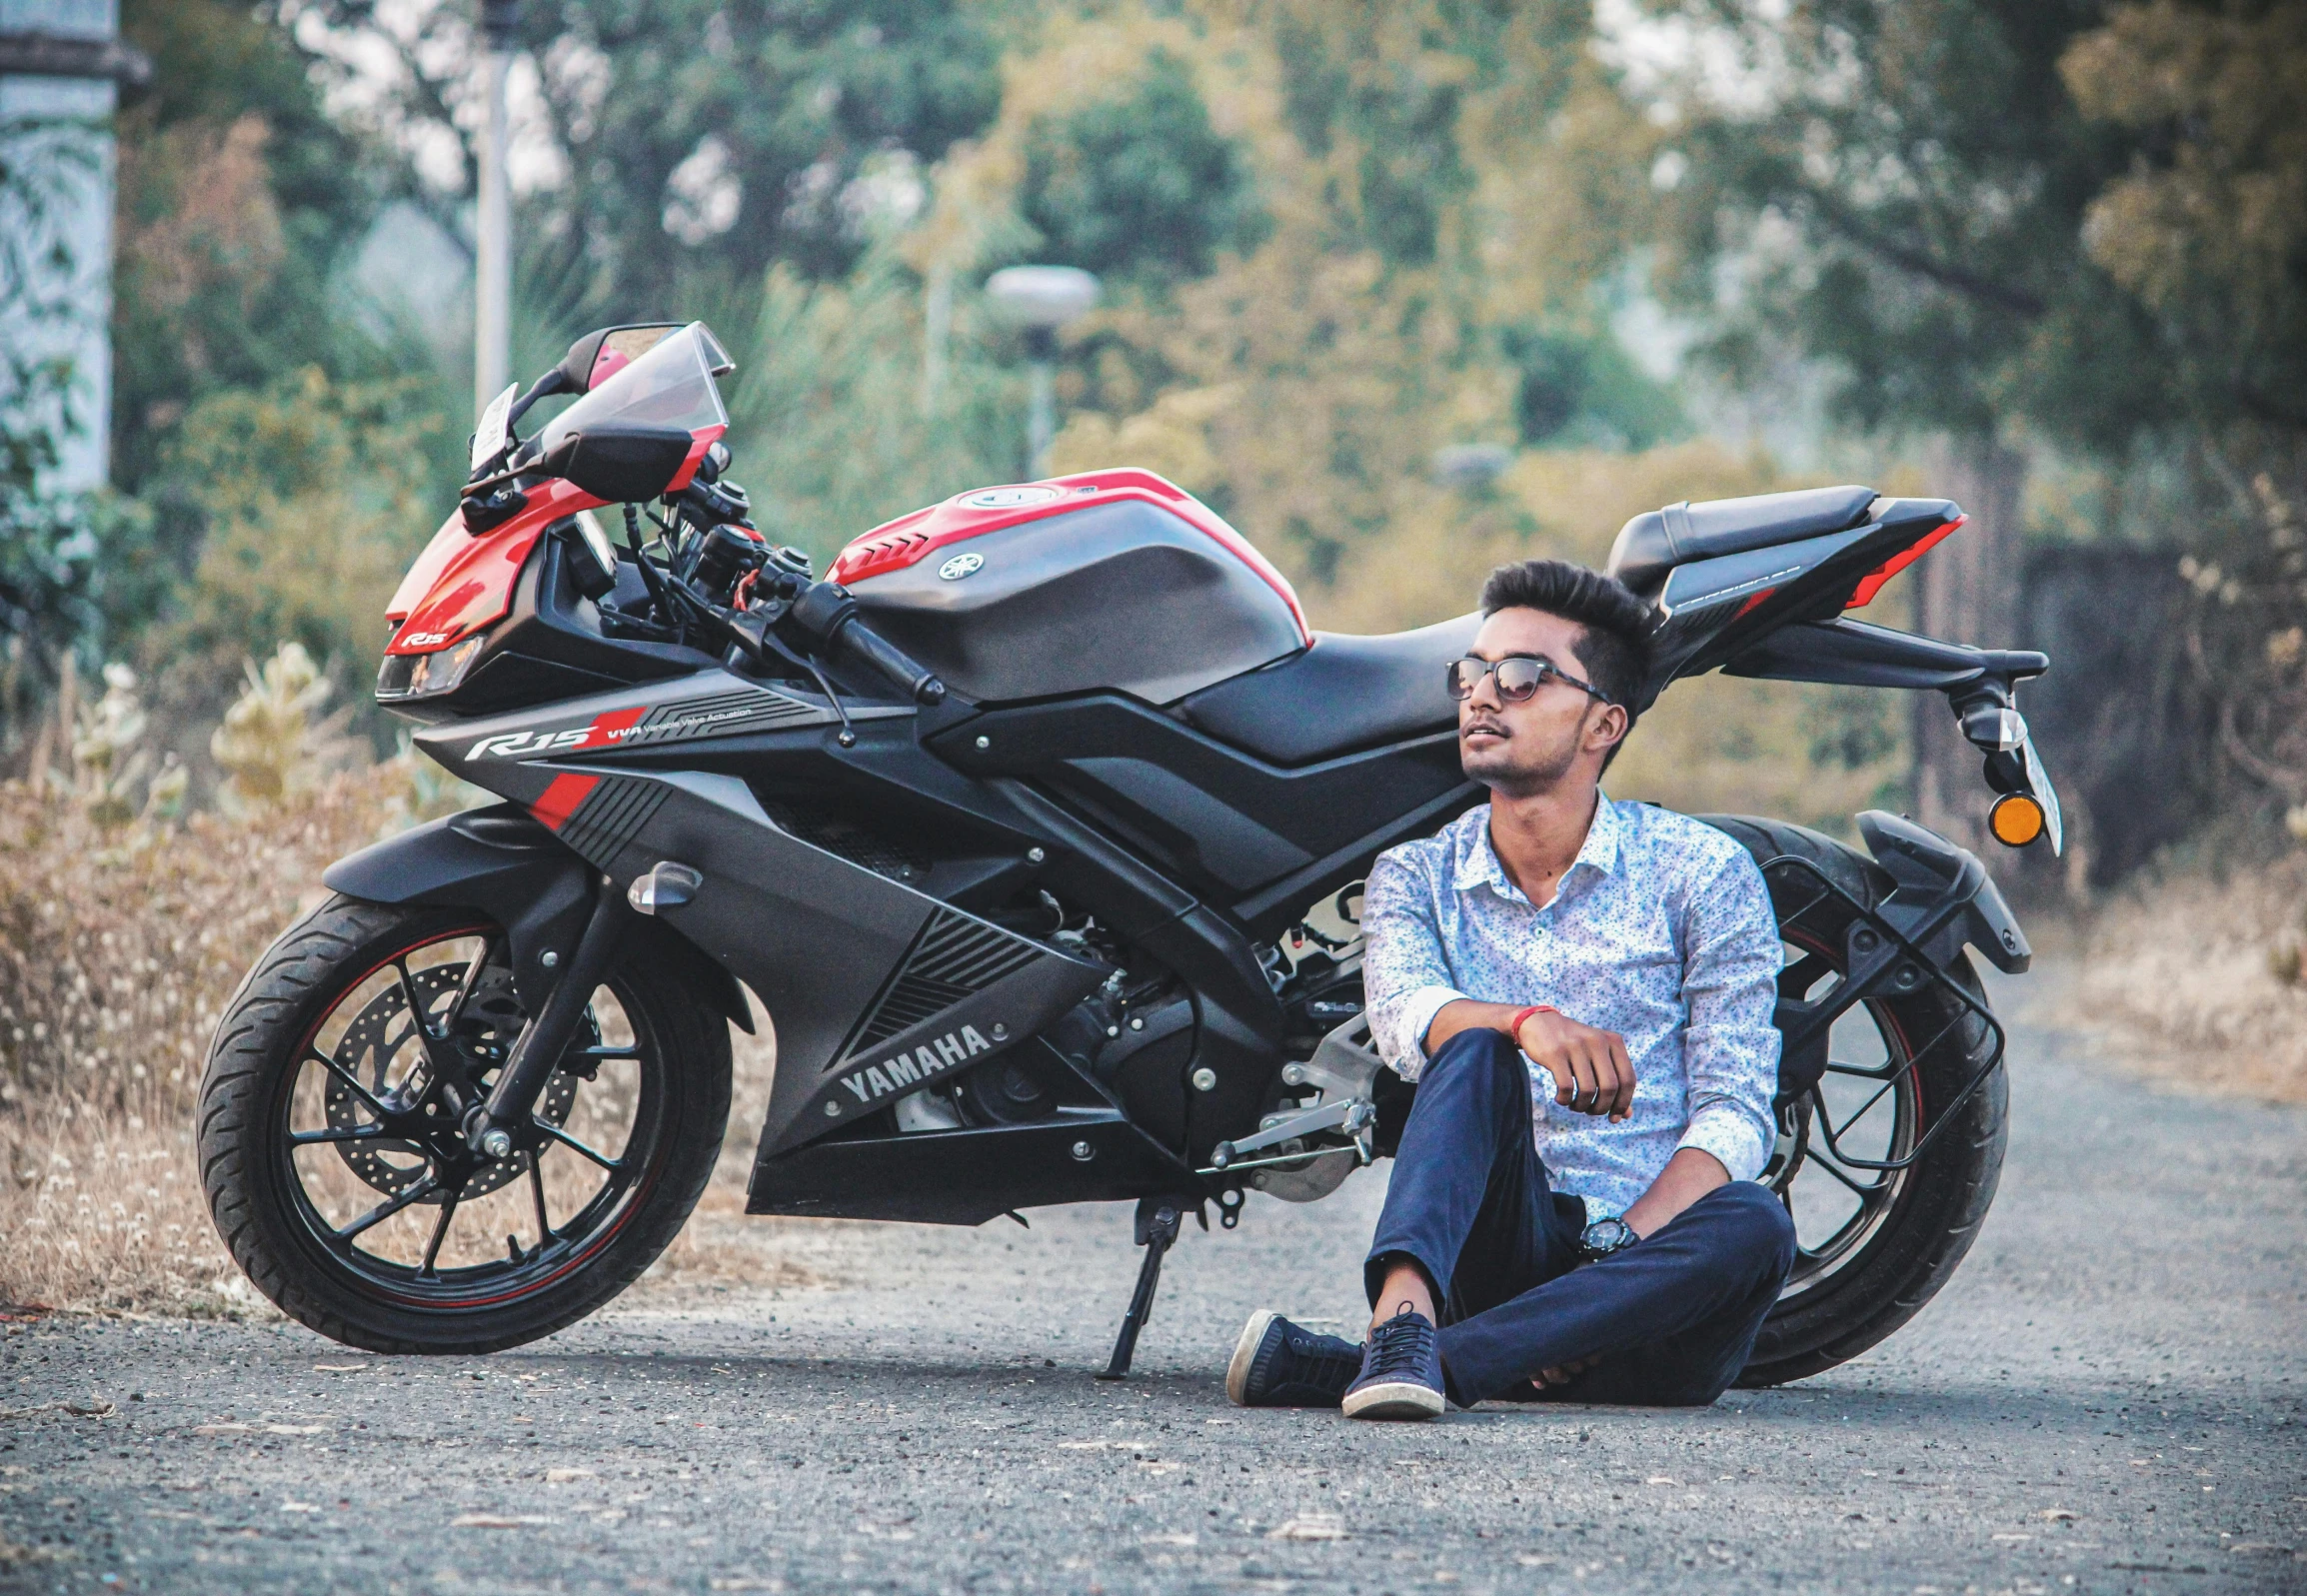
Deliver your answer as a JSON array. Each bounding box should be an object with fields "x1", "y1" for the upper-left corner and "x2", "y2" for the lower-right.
[{"x1": 465, "y1": 871, "x2": 629, "y2": 1159}]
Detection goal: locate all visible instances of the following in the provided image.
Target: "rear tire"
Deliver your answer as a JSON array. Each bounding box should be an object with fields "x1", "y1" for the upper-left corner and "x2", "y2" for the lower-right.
[
  {"x1": 198, "y1": 895, "x2": 731, "y2": 1354},
  {"x1": 1699, "y1": 815, "x2": 2008, "y2": 1389}
]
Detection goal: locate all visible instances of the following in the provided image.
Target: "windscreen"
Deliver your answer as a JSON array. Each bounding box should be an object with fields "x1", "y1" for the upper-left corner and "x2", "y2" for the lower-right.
[{"x1": 538, "y1": 322, "x2": 731, "y2": 455}]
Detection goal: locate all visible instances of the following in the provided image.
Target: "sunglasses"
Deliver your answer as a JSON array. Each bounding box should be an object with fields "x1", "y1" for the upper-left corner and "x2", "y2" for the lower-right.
[{"x1": 1446, "y1": 654, "x2": 1611, "y2": 705}]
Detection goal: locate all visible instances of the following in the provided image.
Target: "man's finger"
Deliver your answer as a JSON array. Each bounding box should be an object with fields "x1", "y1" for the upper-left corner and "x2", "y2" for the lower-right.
[
  {"x1": 1606, "y1": 1033, "x2": 1636, "y2": 1119},
  {"x1": 1546, "y1": 1053, "x2": 1581, "y2": 1108},
  {"x1": 1559, "y1": 1046, "x2": 1596, "y2": 1111},
  {"x1": 1581, "y1": 1041, "x2": 1616, "y2": 1116},
  {"x1": 1585, "y1": 1041, "x2": 1622, "y2": 1118}
]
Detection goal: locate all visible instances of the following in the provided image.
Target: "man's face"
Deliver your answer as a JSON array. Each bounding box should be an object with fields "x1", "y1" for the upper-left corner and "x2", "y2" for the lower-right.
[{"x1": 1456, "y1": 608, "x2": 1627, "y2": 798}]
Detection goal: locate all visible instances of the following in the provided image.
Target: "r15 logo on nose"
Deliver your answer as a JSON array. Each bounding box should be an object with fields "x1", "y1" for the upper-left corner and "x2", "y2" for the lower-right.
[{"x1": 939, "y1": 553, "x2": 984, "y2": 581}]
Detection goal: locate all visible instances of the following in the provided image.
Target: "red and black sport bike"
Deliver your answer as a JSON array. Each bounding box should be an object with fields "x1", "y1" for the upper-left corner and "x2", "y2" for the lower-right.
[{"x1": 199, "y1": 321, "x2": 2063, "y2": 1385}]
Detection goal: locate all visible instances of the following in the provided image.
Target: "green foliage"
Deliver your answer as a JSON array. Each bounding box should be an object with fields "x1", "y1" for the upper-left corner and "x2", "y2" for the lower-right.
[
  {"x1": 2061, "y1": 0, "x2": 2307, "y2": 439},
  {"x1": 318, "y1": 0, "x2": 1006, "y2": 321},
  {"x1": 1503, "y1": 324, "x2": 1685, "y2": 450},
  {"x1": 155, "y1": 369, "x2": 452, "y2": 682},
  {"x1": 1650, "y1": 0, "x2": 2163, "y2": 450},
  {"x1": 726, "y1": 257, "x2": 1022, "y2": 559},
  {"x1": 113, "y1": 0, "x2": 389, "y2": 494},
  {"x1": 1019, "y1": 49, "x2": 1264, "y2": 285}
]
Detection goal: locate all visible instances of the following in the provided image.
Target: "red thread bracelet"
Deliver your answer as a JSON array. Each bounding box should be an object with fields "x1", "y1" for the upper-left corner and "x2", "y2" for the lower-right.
[{"x1": 1506, "y1": 1005, "x2": 1556, "y2": 1047}]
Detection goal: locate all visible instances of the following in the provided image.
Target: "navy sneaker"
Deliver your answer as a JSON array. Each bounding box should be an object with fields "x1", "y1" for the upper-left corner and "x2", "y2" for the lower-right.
[
  {"x1": 1341, "y1": 1305, "x2": 1445, "y2": 1420},
  {"x1": 1226, "y1": 1310, "x2": 1363, "y2": 1408}
]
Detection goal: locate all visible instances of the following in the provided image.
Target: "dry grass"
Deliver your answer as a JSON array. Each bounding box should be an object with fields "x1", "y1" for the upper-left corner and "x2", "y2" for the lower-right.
[
  {"x1": 2052, "y1": 848, "x2": 2307, "y2": 1104},
  {"x1": 0, "y1": 772, "x2": 400, "y2": 1312},
  {"x1": 0, "y1": 764, "x2": 811, "y2": 1317}
]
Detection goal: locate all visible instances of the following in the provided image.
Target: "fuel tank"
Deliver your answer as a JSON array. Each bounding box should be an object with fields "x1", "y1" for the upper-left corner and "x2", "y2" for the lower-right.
[{"x1": 832, "y1": 469, "x2": 1309, "y2": 706}]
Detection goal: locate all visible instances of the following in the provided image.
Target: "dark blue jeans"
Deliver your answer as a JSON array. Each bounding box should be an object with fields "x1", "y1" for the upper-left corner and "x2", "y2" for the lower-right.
[{"x1": 1365, "y1": 1028, "x2": 1796, "y2": 1406}]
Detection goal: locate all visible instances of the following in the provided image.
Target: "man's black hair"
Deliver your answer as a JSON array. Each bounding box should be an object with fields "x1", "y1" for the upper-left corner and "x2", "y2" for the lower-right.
[{"x1": 1478, "y1": 559, "x2": 1654, "y2": 767}]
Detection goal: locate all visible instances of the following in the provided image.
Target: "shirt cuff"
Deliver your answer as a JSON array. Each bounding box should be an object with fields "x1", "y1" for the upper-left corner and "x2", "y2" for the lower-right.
[
  {"x1": 1676, "y1": 1104, "x2": 1771, "y2": 1185},
  {"x1": 1391, "y1": 984, "x2": 1467, "y2": 1079}
]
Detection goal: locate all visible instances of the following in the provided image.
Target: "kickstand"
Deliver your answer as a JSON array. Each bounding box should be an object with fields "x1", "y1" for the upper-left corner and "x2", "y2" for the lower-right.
[{"x1": 1095, "y1": 1196, "x2": 1188, "y2": 1381}]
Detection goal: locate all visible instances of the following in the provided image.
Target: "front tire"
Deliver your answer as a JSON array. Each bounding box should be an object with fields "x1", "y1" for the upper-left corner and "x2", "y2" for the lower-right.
[
  {"x1": 198, "y1": 895, "x2": 732, "y2": 1354},
  {"x1": 1700, "y1": 815, "x2": 2009, "y2": 1389}
]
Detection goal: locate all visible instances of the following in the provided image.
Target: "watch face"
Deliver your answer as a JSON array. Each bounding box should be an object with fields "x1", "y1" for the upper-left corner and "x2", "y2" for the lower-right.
[{"x1": 1584, "y1": 1218, "x2": 1634, "y2": 1252}]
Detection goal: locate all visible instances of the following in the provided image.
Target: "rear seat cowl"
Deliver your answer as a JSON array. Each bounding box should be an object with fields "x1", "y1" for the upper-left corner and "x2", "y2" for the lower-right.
[{"x1": 1607, "y1": 485, "x2": 1879, "y2": 597}]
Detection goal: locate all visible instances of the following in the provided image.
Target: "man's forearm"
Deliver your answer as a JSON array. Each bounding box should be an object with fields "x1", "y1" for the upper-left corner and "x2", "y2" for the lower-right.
[
  {"x1": 1421, "y1": 997, "x2": 1526, "y2": 1055},
  {"x1": 1423, "y1": 998, "x2": 1637, "y2": 1120},
  {"x1": 1620, "y1": 1146, "x2": 1730, "y2": 1237}
]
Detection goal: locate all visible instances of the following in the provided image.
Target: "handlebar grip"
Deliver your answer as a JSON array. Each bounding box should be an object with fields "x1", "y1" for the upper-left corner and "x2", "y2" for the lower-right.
[
  {"x1": 786, "y1": 580, "x2": 947, "y2": 705},
  {"x1": 834, "y1": 615, "x2": 948, "y2": 706}
]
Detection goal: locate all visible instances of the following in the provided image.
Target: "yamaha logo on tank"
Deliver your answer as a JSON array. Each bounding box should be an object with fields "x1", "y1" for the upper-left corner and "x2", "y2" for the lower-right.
[{"x1": 939, "y1": 552, "x2": 985, "y2": 581}]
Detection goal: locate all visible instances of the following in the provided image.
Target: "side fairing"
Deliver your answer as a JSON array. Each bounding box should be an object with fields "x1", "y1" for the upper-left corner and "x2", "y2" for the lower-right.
[{"x1": 420, "y1": 672, "x2": 1109, "y2": 1168}]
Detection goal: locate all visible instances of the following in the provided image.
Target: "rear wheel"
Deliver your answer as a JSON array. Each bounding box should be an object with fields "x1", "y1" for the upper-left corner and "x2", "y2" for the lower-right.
[
  {"x1": 1699, "y1": 815, "x2": 2008, "y2": 1388},
  {"x1": 198, "y1": 896, "x2": 731, "y2": 1354}
]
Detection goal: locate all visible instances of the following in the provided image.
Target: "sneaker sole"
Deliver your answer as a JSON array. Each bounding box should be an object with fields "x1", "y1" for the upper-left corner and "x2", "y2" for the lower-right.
[
  {"x1": 1225, "y1": 1309, "x2": 1279, "y2": 1407},
  {"x1": 1342, "y1": 1380, "x2": 1445, "y2": 1421}
]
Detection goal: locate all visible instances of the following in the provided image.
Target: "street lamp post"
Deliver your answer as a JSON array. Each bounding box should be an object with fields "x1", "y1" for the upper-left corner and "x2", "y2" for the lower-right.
[
  {"x1": 984, "y1": 265, "x2": 1100, "y2": 480},
  {"x1": 474, "y1": 0, "x2": 519, "y2": 423}
]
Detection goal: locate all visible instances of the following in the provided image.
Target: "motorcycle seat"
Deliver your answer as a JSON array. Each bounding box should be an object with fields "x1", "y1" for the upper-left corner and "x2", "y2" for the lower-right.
[
  {"x1": 1175, "y1": 613, "x2": 1481, "y2": 768},
  {"x1": 1607, "y1": 485, "x2": 1878, "y2": 596}
]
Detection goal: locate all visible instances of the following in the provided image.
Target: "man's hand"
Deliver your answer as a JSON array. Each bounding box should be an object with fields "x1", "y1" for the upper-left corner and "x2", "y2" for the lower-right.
[
  {"x1": 1514, "y1": 1008, "x2": 1635, "y2": 1121},
  {"x1": 1422, "y1": 999, "x2": 1635, "y2": 1120}
]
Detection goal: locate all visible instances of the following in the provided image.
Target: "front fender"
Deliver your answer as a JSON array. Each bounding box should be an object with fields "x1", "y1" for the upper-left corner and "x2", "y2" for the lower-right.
[{"x1": 323, "y1": 803, "x2": 755, "y2": 1031}]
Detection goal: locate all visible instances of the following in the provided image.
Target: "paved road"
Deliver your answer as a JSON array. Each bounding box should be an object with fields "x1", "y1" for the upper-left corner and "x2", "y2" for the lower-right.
[{"x1": 3, "y1": 981, "x2": 2303, "y2": 1595}]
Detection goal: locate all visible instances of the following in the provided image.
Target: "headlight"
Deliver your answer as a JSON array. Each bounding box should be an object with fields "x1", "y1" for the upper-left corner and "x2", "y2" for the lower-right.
[{"x1": 376, "y1": 633, "x2": 487, "y2": 702}]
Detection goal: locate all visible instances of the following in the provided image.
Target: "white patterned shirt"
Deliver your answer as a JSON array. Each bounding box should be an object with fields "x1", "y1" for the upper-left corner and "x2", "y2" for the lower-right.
[{"x1": 1361, "y1": 795, "x2": 1782, "y2": 1218}]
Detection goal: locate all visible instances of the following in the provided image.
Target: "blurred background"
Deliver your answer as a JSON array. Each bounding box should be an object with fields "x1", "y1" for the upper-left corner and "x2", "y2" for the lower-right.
[{"x1": 0, "y1": 0, "x2": 2302, "y2": 1308}]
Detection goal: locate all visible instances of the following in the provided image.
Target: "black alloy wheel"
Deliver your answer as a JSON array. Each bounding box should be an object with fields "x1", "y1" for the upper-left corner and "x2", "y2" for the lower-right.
[
  {"x1": 1699, "y1": 815, "x2": 2008, "y2": 1389},
  {"x1": 199, "y1": 897, "x2": 730, "y2": 1353}
]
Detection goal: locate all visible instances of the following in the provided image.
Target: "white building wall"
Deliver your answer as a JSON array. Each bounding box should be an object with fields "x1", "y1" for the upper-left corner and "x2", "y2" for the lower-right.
[{"x1": 0, "y1": 0, "x2": 119, "y2": 493}]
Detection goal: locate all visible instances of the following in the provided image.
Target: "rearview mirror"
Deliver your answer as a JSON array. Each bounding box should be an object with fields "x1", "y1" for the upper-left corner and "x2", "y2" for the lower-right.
[
  {"x1": 539, "y1": 423, "x2": 695, "y2": 505},
  {"x1": 557, "y1": 323, "x2": 685, "y2": 395}
]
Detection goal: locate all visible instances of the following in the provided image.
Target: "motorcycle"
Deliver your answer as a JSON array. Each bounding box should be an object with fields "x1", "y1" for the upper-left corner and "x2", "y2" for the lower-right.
[{"x1": 198, "y1": 320, "x2": 2062, "y2": 1386}]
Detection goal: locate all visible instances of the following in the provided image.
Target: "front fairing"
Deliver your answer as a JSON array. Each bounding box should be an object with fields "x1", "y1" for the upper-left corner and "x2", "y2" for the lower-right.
[
  {"x1": 386, "y1": 322, "x2": 735, "y2": 658},
  {"x1": 385, "y1": 479, "x2": 606, "y2": 655}
]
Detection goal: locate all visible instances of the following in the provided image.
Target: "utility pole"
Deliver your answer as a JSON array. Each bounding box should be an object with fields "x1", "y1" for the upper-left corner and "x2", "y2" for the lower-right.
[
  {"x1": 983, "y1": 266, "x2": 1100, "y2": 480},
  {"x1": 474, "y1": 0, "x2": 518, "y2": 423}
]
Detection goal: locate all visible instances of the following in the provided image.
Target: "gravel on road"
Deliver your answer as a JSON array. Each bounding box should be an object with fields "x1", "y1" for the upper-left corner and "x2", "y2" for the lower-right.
[{"x1": 2, "y1": 983, "x2": 2302, "y2": 1595}]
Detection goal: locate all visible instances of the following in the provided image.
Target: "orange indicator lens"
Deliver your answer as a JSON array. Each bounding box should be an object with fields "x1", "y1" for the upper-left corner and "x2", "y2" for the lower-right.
[{"x1": 1988, "y1": 793, "x2": 2046, "y2": 847}]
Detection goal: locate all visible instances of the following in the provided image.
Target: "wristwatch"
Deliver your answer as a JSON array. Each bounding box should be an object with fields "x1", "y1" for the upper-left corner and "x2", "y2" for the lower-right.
[{"x1": 1577, "y1": 1216, "x2": 1638, "y2": 1261}]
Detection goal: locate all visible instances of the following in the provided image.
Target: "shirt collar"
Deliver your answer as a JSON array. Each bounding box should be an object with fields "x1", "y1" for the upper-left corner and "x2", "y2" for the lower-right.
[{"x1": 1454, "y1": 792, "x2": 1622, "y2": 901}]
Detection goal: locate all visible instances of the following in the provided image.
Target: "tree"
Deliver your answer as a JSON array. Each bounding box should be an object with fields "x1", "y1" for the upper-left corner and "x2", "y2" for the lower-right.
[
  {"x1": 112, "y1": 0, "x2": 390, "y2": 495},
  {"x1": 1018, "y1": 47, "x2": 1263, "y2": 286},
  {"x1": 1634, "y1": 0, "x2": 2178, "y2": 848},
  {"x1": 2062, "y1": 1, "x2": 2307, "y2": 815},
  {"x1": 2063, "y1": 0, "x2": 2307, "y2": 437},
  {"x1": 297, "y1": 0, "x2": 1005, "y2": 322},
  {"x1": 1003, "y1": 0, "x2": 1666, "y2": 587}
]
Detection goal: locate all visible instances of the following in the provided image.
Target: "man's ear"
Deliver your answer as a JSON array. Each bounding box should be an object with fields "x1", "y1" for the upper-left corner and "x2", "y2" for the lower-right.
[{"x1": 1585, "y1": 701, "x2": 1630, "y2": 755}]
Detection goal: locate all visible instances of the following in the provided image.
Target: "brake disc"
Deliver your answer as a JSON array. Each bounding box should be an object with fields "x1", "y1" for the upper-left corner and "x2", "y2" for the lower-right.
[{"x1": 323, "y1": 961, "x2": 582, "y2": 1201}]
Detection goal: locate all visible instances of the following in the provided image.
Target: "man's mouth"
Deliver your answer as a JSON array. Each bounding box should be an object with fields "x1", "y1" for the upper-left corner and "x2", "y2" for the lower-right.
[{"x1": 1461, "y1": 721, "x2": 1508, "y2": 743}]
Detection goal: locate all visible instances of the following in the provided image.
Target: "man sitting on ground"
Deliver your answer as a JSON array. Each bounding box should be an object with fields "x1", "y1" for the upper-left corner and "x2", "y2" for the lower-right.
[{"x1": 1226, "y1": 559, "x2": 1795, "y2": 1417}]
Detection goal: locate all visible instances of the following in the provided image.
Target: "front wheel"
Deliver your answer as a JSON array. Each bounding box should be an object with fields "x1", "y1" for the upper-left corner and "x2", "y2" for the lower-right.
[
  {"x1": 1699, "y1": 815, "x2": 2009, "y2": 1389},
  {"x1": 198, "y1": 896, "x2": 732, "y2": 1354}
]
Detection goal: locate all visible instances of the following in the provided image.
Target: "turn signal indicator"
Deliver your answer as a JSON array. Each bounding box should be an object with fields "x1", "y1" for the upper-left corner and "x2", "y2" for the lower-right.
[{"x1": 1988, "y1": 793, "x2": 2046, "y2": 847}]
